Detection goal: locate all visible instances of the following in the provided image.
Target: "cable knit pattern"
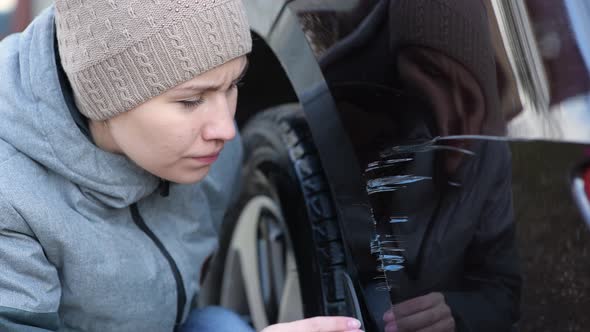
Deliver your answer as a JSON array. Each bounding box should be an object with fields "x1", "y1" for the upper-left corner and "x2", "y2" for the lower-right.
[
  {"x1": 199, "y1": 8, "x2": 226, "y2": 67},
  {"x1": 55, "y1": 0, "x2": 252, "y2": 120},
  {"x1": 225, "y1": 0, "x2": 248, "y2": 56},
  {"x1": 130, "y1": 42, "x2": 167, "y2": 93},
  {"x1": 77, "y1": 70, "x2": 109, "y2": 113},
  {"x1": 103, "y1": 58, "x2": 136, "y2": 109},
  {"x1": 165, "y1": 25, "x2": 197, "y2": 80}
]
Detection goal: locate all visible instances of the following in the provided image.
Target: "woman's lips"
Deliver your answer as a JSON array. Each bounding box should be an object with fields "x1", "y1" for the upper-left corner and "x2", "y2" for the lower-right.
[{"x1": 190, "y1": 153, "x2": 219, "y2": 165}]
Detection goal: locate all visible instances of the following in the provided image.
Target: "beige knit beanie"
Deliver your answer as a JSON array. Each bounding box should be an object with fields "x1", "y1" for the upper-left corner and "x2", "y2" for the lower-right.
[{"x1": 55, "y1": 0, "x2": 252, "y2": 121}]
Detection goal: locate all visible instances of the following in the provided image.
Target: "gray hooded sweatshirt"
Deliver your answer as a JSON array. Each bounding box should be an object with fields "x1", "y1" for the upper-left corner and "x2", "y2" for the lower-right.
[{"x1": 0, "y1": 6, "x2": 242, "y2": 332}]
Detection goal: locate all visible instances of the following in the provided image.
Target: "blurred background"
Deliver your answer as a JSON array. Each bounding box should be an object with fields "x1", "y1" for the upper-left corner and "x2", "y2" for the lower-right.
[{"x1": 0, "y1": 0, "x2": 51, "y2": 39}]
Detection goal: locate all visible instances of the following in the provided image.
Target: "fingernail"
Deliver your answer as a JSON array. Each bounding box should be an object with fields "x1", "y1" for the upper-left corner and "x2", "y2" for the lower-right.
[{"x1": 348, "y1": 319, "x2": 361, "y2": 329}]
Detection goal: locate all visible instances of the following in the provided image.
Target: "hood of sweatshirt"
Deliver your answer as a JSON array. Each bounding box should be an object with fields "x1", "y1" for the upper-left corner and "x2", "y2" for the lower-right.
[{"x1": 0, "y1": 6, "x2": 167, "y2": 208}]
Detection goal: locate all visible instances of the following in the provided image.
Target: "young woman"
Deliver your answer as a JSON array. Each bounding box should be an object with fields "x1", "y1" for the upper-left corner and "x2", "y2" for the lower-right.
[{"x1": 0, "y1": 1, "x2": 363, "y2": 331}]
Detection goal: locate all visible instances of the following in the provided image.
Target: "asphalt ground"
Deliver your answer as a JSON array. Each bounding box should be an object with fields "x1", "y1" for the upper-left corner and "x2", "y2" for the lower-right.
[{"x1": 511, "y1": 140, "x2": 590, "y2": 331}]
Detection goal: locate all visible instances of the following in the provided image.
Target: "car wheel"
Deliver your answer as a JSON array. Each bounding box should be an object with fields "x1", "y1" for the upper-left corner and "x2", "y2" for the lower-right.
[{"x1": 202, "y1": 104, "x2": 355, "y2": 330}]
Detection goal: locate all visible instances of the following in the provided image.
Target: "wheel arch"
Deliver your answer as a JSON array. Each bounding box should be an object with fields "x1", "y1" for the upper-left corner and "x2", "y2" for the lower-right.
[
  {"x1": 238, "y1": 0, "x2": 333, "y2": 127},
  {"x1": 235, "y1": 30, "x2": 298, "y2": 128},
  {"x1": 241, "y1": 0, "x2": 377, "y2": 291}
]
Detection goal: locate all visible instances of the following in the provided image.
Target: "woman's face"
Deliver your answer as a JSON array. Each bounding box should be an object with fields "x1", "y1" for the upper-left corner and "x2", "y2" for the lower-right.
[{"x1": 100, "y1": 56, "x2": 248, "y2": 184}]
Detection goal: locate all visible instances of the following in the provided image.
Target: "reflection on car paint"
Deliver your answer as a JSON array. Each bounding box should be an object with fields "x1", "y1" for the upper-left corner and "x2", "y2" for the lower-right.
[
  {"x1": 244, "y1": 0, "x2": 590, "y2": 330},
  {"x1": 388, "y1": 217, "x2": 408, "y2": 224},
  {"x1": 366, "y1": 175, "x2": 431, "y2": 195},
  {"x1": 379, "y1": 139, "x2": 476, "y2": 159},
  {"x1": 365, "y1": 158, "x2": 413, "y2": 172}
]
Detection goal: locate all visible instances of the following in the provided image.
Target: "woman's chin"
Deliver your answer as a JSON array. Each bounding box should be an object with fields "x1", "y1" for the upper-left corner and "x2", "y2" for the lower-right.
[{"x1": 163, "y1": 166, "x2": 211, "y2": 184}]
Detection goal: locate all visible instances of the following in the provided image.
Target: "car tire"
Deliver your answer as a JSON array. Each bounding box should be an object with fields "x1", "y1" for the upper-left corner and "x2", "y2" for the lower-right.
[{"x1": 202, "y1": 104, "x2": 353, "y2": 328}]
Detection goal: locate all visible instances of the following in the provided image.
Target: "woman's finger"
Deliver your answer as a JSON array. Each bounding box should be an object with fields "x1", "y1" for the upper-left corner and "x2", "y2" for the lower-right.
[
  {"x1": 393, "y1": 292, "x2": 444, "y2": 319},
  {"x1": 264, "y1": 316, "x2": 362, "y2": 332},
  {"x1": 415, "y1": 316, "x2": 455, "y2": 332},
  {"x1": 383, "y1": 308, "x2": 395, "y2": 322},
  {"x1": 396, "y1": 303, "x2": 451, "y2": 331},
  {"x1": 384, "y1": 321, "x2": 398, "y2": 332}
]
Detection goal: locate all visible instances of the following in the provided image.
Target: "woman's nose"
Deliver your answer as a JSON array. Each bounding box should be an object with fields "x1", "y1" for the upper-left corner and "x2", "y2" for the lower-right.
[{"x1": 202, "y1": 95, "x2": 236, "y2": 142}]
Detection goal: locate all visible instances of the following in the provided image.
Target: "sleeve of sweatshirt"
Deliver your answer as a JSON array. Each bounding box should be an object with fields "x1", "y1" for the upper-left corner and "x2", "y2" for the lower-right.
[
  {"x1": 0, "y1": 195, "x2": 61, "y2": 331},
  {"x1": 443, "y1": 144, "x2": 522, "y2": 332}
]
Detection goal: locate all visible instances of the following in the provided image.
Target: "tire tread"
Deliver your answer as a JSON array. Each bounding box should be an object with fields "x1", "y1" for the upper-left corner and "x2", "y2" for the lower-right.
[{"x1": 246, "y1": 104, "x2": 349, "y2": 316}]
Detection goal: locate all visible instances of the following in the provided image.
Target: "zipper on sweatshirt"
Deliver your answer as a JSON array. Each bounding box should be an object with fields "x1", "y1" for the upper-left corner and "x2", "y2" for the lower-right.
[{"x1": 130, "y1": 203, "x2": 186, "y2": 329}]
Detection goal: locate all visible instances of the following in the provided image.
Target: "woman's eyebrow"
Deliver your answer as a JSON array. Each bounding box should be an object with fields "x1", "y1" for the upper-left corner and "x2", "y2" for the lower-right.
[{"x1": 171, "y1": 60, "x2": 250, "y2": 94}]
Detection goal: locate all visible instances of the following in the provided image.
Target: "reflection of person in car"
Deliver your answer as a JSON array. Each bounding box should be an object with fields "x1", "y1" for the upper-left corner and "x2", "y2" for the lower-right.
[
  {"x1": 0, "y1": 1, "x2": 363, "y2": 332},
  {"x1": 382, "y1": 0, "x2": 521, "y2": 331}
]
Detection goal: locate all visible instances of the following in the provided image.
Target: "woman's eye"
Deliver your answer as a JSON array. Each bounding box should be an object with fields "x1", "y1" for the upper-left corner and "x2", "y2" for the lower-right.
[{"x1": 179, "y1": 97, "x2": 205, "y2": 109}]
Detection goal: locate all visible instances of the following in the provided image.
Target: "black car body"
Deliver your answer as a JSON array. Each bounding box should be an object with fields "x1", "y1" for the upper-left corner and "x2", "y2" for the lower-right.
[{"x1": 210, "y1": 1, "x2": 590, "y2": 331}]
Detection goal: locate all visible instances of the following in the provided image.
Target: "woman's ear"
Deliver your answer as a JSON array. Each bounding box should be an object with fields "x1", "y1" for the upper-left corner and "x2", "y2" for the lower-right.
[
  {"x1": 442, "y1": 60, "x2": 485, "y2": 177},
  {"x1": 397, "y1": 47, "x2": 486, "y2": 175},
  {"x1": 452, "y1": 62, "x2": 486, "y2": 137}
]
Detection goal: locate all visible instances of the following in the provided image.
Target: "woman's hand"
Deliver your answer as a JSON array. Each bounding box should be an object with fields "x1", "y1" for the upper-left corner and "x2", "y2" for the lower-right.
[
  {"x1": 261, "y1": 316, "x2": 363, "y2": 332},
  {"x1": 383, "y1": 292, "x2": 455, "y2": 332}
]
